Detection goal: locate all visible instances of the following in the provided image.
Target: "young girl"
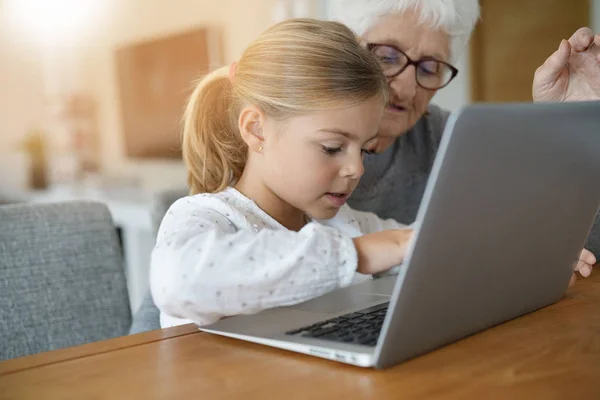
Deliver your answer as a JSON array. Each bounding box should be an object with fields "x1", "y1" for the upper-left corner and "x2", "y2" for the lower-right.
[{"x1": 150, "y1": 18, "x2": 415, "y2": 328}]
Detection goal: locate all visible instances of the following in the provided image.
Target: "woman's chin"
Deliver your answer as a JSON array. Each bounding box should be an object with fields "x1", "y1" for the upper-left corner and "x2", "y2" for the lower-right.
[{"x1": 379, "y1": 117, "x2": 411, "y2": 140}]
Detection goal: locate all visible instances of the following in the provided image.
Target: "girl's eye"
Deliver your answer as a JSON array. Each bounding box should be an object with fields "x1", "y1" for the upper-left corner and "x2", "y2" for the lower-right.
[{"x1": 322, "y1": 146, "x2": 342, "y2": 155}]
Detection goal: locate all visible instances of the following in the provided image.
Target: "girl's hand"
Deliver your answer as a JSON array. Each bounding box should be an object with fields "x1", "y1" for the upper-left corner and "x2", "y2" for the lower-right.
[
  {"x1": 569, "y1": 248, "x2": 596, "y2": 287},
  {"x1": 353, "y1": 229, "x2": 414, "y2": 275}
]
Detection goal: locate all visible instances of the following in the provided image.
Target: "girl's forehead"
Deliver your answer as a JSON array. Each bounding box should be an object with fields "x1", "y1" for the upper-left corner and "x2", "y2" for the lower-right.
[{"x1": 274, "y1": 101, "x2": 383, "y2": 138}]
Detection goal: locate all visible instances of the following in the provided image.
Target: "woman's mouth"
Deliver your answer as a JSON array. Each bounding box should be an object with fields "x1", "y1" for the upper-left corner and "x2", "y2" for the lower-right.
[{"x1": 386, "y1": 102, "x2": 407, "y2": 113}]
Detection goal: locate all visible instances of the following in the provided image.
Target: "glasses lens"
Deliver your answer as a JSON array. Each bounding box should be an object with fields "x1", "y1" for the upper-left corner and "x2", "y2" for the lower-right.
[
  {"x1": 371, "y1": 45, "x2": 407, "y2": 77},
  {"x1": 416, "y1": 61, "x2": 455, "y2": 89}
]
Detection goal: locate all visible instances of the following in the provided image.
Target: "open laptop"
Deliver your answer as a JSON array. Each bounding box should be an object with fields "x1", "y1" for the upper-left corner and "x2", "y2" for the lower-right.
[{"x1": 201, "y1": 101, "x2": 600, "y2": 369}]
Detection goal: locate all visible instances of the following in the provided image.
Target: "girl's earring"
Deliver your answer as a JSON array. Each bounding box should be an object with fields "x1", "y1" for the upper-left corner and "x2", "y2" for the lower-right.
[{"x1": 258, "y1": 146, "x2": 263, "y2": 152}]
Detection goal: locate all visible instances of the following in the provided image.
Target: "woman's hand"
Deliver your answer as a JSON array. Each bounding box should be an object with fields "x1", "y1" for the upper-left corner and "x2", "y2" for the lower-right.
[
  {"x1": 353, "y1": 229, "x2": 414, "y2": 275},
  {"x1": 533, "y1": 27, "x2": 600, "y2": 103},
  {"x1": 569, "y1": 248, "x2": 596, "y2": 287}
]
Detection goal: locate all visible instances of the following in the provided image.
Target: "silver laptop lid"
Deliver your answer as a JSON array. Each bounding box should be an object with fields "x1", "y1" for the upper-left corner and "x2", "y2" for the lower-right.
[{"x1": 375, "y1": 101, "x2": 600, "y2": 369}]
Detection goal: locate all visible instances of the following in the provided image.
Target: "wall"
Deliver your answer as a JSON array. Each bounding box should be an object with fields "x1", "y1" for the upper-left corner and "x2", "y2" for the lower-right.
[
  {"x1": 0, "y1": 0, "x2": 279, "y2": 193},
  {"x1": 431, "y1": 50, "x2": 470, "y2": 112},
  {"x1": 594, "y1": 0, "x2": 600, "y2": 31},
  {"x1": 0, "y1": 12, "x2": 46, "y2": 192},
  {"x1": 84, "y1": 0, "x2": 278, "y2": 192}
]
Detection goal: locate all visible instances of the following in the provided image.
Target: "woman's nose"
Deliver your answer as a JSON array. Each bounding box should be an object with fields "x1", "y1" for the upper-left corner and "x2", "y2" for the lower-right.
[{"x1": 389, "y1": 65, "x2": 418, "y2": 100}]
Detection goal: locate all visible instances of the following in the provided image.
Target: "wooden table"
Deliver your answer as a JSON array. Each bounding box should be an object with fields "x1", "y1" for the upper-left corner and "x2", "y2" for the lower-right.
[{"x1": 2, "y1": 272, "x2": 600, "y2": 400}]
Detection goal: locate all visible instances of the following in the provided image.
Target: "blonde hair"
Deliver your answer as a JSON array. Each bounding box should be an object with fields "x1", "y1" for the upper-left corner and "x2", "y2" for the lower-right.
[{"x1": 182, "y1": 18, "x2": 388, "y2": 195}]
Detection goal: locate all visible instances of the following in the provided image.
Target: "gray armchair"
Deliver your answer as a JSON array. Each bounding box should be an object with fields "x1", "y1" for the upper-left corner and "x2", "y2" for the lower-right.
[{"x1": 0, "y1": 201, "x2": 132, "y2": 361}]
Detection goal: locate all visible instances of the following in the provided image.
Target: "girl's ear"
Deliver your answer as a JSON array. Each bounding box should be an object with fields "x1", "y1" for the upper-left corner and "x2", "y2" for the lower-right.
[{"x1": 238, "y1": 106, "x2": 265, "y2": 153}]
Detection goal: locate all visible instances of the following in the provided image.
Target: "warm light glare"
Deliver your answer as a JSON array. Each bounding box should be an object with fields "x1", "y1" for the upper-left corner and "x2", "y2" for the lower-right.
[{"x1": 5, "y1": 0, "x2": 100, "y2": 43}]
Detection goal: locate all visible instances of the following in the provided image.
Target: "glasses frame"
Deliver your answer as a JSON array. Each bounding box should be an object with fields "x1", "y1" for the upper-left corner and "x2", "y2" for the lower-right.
[{"x1": 366, "y1": 43, "x2": 459, "y2": 90}]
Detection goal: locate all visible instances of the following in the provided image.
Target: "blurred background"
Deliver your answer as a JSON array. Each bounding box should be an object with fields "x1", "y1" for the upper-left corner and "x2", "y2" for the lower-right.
[
  {"x1": 0, "y1": 0, "x2": 598, "y2": 312},
  {"x1": 1, "y1": 0, "x2": 598, "y2": 197}
]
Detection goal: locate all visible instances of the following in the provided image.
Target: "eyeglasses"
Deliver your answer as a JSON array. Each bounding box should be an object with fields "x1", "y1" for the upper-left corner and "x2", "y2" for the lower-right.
[{"x1": 367, "y1": 43, "x2": 458, "y2": 90}]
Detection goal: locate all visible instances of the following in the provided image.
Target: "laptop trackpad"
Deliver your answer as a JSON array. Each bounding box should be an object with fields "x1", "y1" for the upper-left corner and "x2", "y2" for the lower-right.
[{"x1": 287, "y1": 291, "x2": 389, "y2": 314}]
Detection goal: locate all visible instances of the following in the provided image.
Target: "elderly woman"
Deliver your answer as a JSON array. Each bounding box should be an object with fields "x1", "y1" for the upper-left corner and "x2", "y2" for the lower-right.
[
  {"x1": 329, "y1": 0, "x2": 599, "y2": 273},
  {"x1": 129, "y1": 0, "x2": 598, "y2": 333}
]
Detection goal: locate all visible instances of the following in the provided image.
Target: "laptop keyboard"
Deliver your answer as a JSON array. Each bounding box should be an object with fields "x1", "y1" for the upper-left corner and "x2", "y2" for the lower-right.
[{"x1": 285, "y1": 302, "x2": 389, "y2": 347}]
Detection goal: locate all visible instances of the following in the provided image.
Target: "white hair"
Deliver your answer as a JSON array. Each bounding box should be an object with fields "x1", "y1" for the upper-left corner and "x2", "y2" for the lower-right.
[{"x1": 327, "y1": 0, "x2": 481, "y2": 62}]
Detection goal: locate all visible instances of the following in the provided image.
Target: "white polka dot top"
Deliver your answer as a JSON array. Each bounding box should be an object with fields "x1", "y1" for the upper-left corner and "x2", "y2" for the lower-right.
[{"x1": 150, "y1": 187, "x2": 408, "y2": 328}]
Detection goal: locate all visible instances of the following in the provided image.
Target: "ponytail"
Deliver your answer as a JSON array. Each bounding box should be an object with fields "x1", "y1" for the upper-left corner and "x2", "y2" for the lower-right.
[{"x1": 182, "y1": 67, "x2": 247, "y2": 194}]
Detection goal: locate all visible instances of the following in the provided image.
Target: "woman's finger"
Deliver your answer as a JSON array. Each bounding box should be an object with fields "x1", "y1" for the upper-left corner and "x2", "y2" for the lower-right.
[
  {"x1": 568, "y1": 27, "x2": 595, "y2": 51},
  {"x1": 580, "y1": 248, "x2": 596, "y2": 266},
  {"x1": 575, "y1": 260, "x2": 593, "y2": 278}
]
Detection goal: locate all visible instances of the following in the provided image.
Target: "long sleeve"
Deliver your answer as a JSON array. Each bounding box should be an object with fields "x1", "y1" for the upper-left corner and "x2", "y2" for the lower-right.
[
  {"x1": 320, "y1": 205, "x2": 412, "y2": 279},
  {"x1": 321, "y1": 204, "x2": 410, "y2": 236},
  {"x1": 349, "y1": 207, "x2": 410, "y2": 233},
  {"x1": 150, "y1": 197, "x2": 358, "y2": 327}
]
